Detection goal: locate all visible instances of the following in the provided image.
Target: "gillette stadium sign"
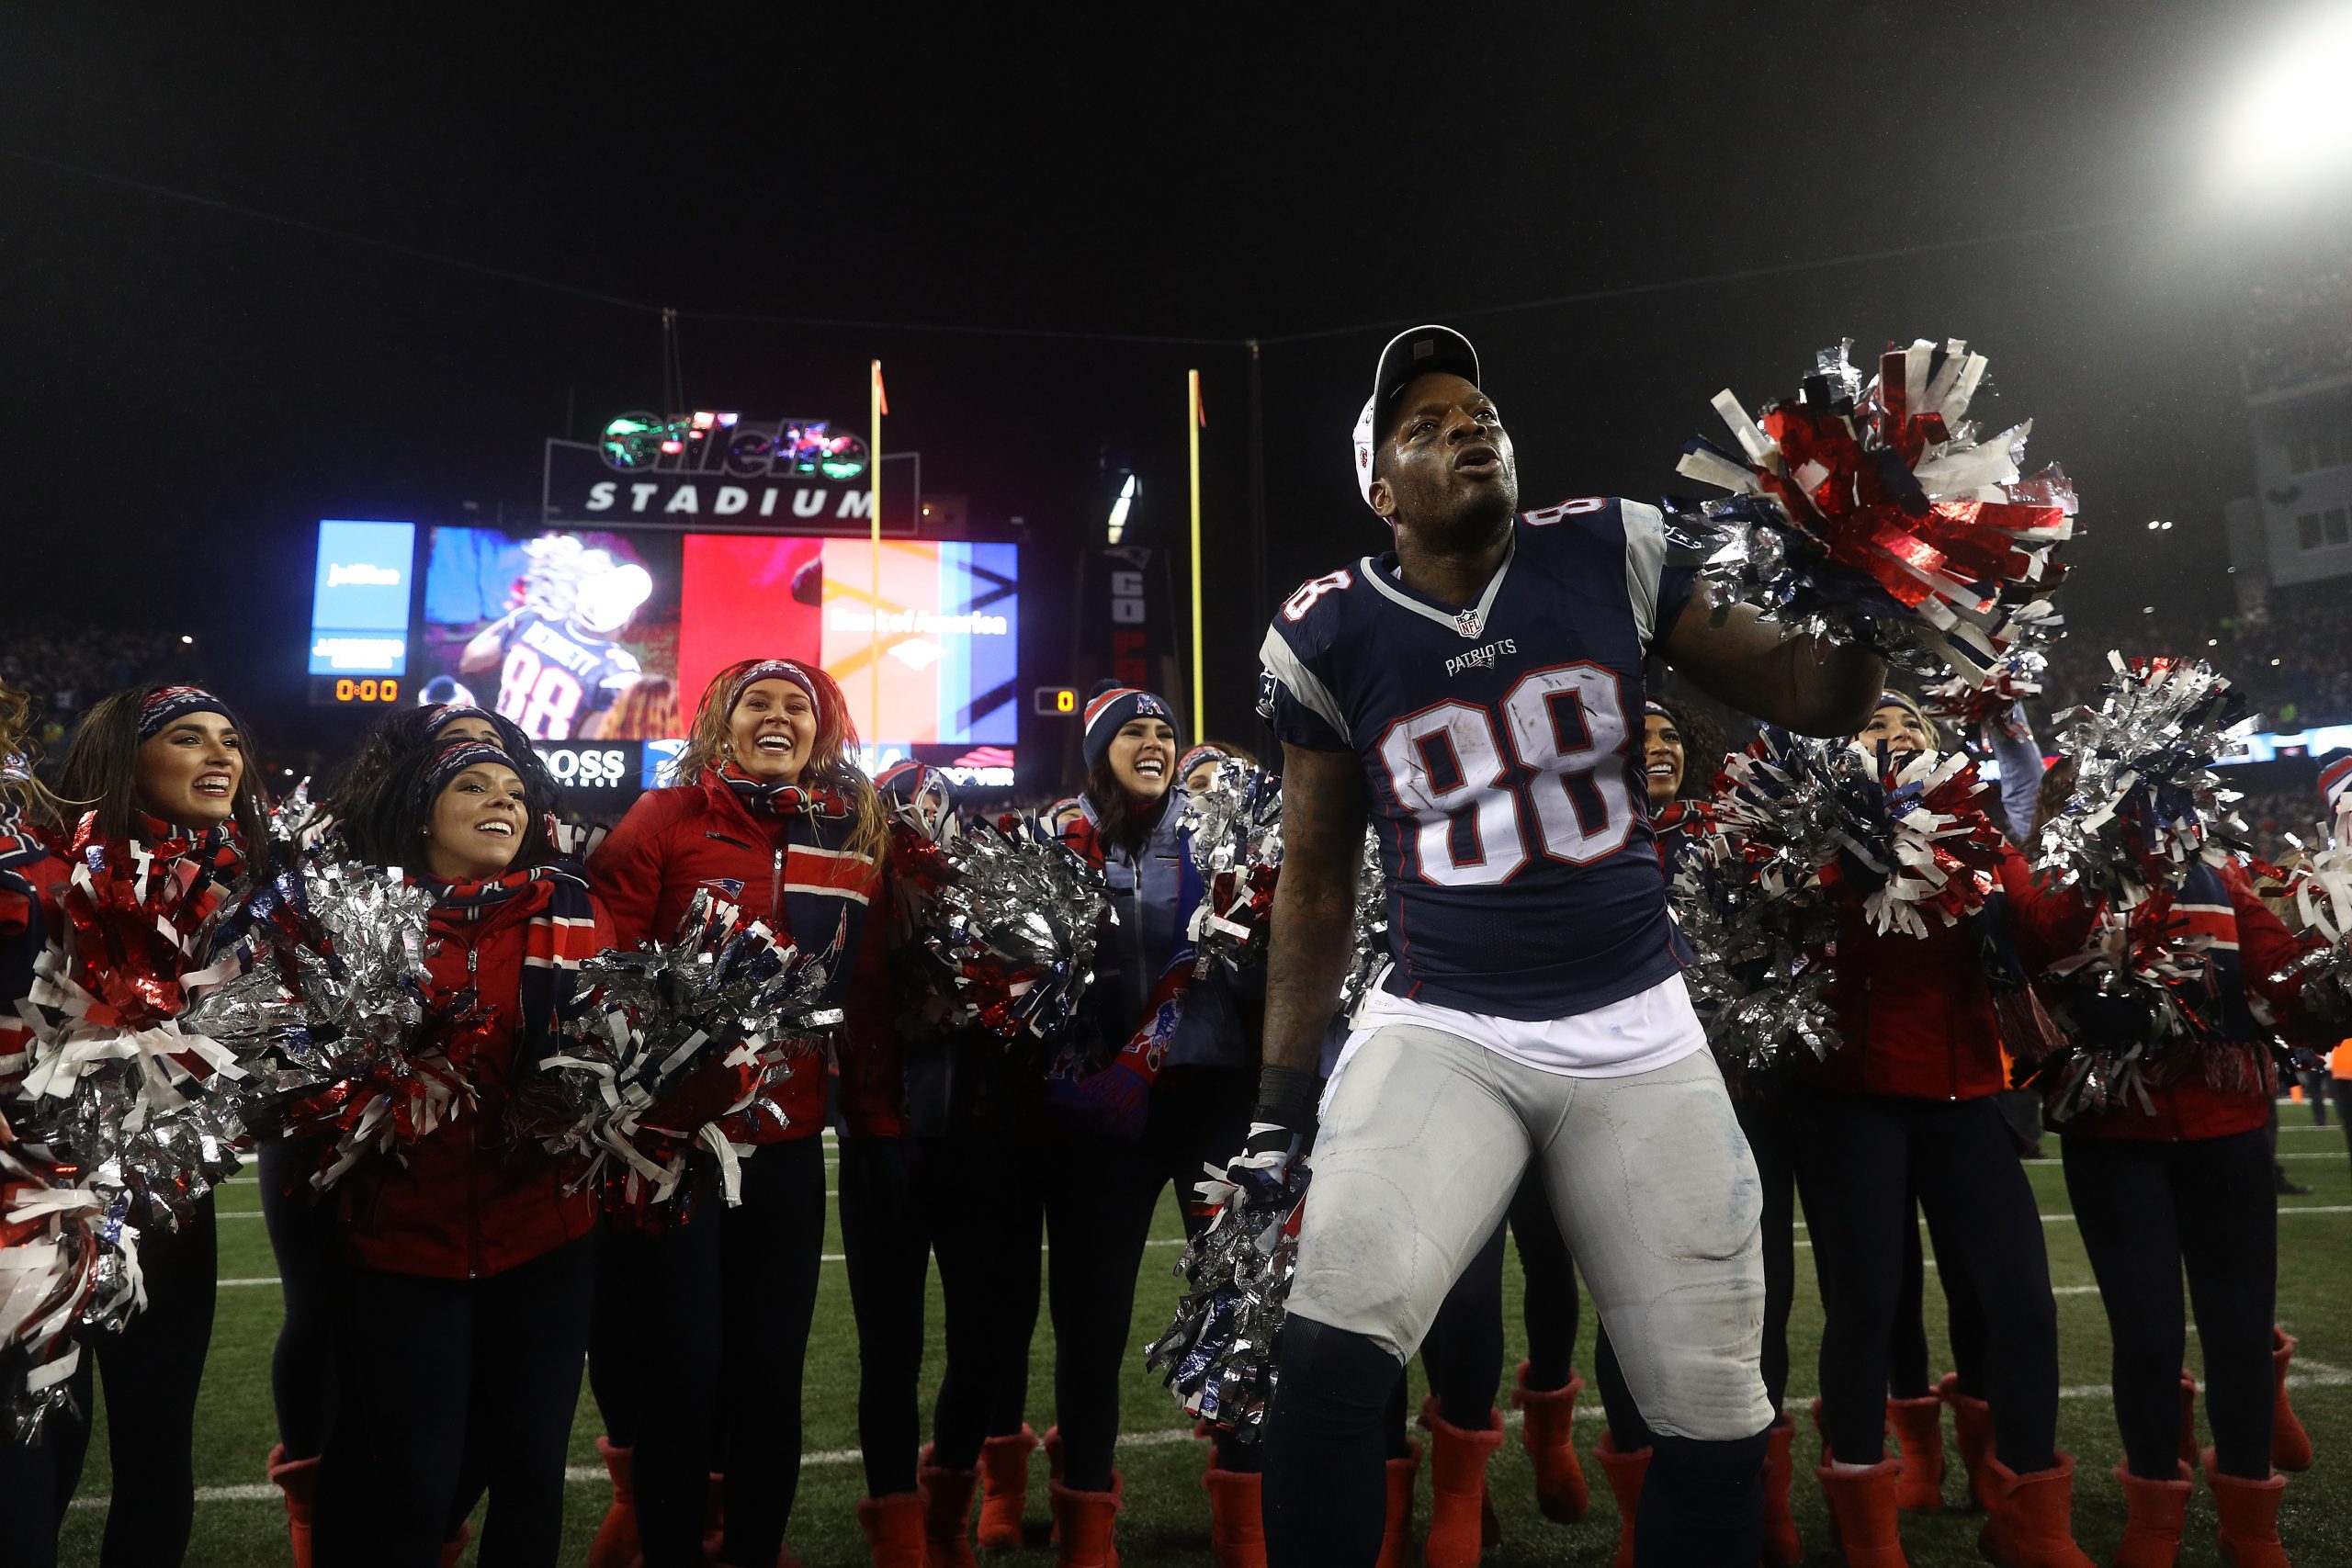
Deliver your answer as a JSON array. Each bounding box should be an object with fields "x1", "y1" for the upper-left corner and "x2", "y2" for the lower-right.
[{"x1": 542, "y1": 412, "x2": 918, "y2": 535}]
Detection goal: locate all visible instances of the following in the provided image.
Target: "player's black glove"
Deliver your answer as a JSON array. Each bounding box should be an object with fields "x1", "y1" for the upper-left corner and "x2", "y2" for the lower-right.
[{"x1": 1231, "y1": 1064, "x2": 1320, "y2": 1180}]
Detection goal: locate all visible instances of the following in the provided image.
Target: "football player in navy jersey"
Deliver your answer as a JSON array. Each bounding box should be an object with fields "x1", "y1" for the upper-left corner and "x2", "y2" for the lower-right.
[{"x1": 1253, "y1": 326, "x2": 1886, "y2": 1568}]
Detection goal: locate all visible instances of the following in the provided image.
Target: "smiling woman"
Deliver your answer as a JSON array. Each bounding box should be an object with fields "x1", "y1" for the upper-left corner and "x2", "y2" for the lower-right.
[
  {"x1": 314, "y1": 732, "x2": 606, "y2": 1565},
  {"x1": 3, "y1": 682, "x2": 271, "y2": 1568}
]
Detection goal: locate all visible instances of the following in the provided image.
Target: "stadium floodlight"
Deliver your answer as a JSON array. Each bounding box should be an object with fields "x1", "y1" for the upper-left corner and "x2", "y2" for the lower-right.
[
  {"x1": 2209, "y1": 3, "x2": 2352, "y2": 197},
  {"x1": 1106, "y1": 472, "x2": 1138, "y2": 544}
]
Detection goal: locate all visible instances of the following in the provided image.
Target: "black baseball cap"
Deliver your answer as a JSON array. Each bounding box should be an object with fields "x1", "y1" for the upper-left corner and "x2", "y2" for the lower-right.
[{"x1": 1353, "y1": 324, "x2": 1483, "y2": 506}]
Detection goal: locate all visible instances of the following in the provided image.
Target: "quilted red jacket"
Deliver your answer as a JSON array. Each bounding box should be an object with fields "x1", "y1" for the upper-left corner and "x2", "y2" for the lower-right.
[
  {"x1": 588, "y1": 772, "x2": 896, "y2": 1141},
  {"x1": 340, "y1": 877, "x2": 608, "y2": 1278},
  {"x1": 2051, "y1": 859, "x2": 2328, "y2": 1143},
  {"x1": 1807, "y1": 842, "x2": 2095, "y2": 1101}
]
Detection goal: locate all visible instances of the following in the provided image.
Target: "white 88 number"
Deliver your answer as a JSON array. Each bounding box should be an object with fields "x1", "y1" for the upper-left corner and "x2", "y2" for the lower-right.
[
  {"x1": 1375, "y1": 663, "x2": 1635, "y2": 886},
  {"x1": 497, "y1": 646, "x2": 588, "y2": 739}
]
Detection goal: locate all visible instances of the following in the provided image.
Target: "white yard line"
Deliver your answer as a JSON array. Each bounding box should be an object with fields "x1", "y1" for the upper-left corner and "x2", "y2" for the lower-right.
[{"x1": 76, "y1": 1363, "x2": 2352, "y2": 1510}]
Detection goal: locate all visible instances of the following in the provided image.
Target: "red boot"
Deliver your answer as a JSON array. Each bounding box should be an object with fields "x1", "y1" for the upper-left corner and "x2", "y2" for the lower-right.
[
  {"x1": 1202, "y1": 1469, "x2": 1266, "y2": 1568},
  {"x1": 1048, "y1": 1477, "x2": 1121, "y2": 1568},
  {"x1": 2272, "y1": 1330, "x2": 2313, "y2": 1473},
  {"x1": 2206, "y1": 1449, "x2": 2292, "y2": 1568},
  {"x1": 1818, "y1": 1459, "x2": 1910, "y2": 1568},
  {"x1": 266, "y1": 1445, "x2": 320, "y2": 1568},
  {"x1": 1596, "y1": 1433, "x2": 1649, "y2": 1568},
  {"x1": 975, "y1": 1427, "x2": 1036, "y2": 1551},
  {"x1": 1510, "y1": 1361, "x2": 1589, "y2": 1522},
  {"x1": 705, "y1": 1472, "x2": 728, "y2": 1560},
  {"x1": 587, "y1": 1437, "x2": 639, "y2": 1568},
  {"x1": 2113, "y1": 1461, "x2": 2193, "y2": 1568},
  {"x1": 1417, "y1": 1397, "x2": 1504, "y2": 1568},
  {"x1": 1977, "y1": 1450, "x2": 2096, "y2": 1568},
  {"x1": 1938, "y1": 1373, "x2": 1996, "y2": 1511},
  {"x1": 920, "y1": 1452, "x2": 983, "y2": 1568},
  {"x1": 1759, "y1": 1411, "x2": 1802, "y2": 1568},
  {"x1": 859, "y1": 1493, "x2": 929, "y2": 1568},
  {"x1": 1374, "y1": 1443, "x2": 1420, "y2": 1568},
  {"x1": 2181, "y1": 1373, "x2": 2201, "y2": 1468},
  {"x1": 1887, "y1": 1394, "x2": 1947, "y2": 1513}
]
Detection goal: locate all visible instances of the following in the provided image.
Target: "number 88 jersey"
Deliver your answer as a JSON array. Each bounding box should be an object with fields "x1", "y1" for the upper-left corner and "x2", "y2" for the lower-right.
[{"x1": 1258, "y1": 497, "x2": 1695, "y2": 1022}]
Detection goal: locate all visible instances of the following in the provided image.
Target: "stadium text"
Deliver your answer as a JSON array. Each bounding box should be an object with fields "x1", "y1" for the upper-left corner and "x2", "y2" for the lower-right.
[{"x1": 582, "y1": 481, "x2": 875, "y2": 519}]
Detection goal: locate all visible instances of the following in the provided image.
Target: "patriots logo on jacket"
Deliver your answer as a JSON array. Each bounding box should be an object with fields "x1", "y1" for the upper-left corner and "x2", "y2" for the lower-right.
[{"x1": 698, "y1": 877, "x2": 746, "y2": 897}]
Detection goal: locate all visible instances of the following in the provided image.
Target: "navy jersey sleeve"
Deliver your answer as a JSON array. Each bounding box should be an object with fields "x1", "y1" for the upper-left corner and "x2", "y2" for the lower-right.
[
  {"x1": 1617, "y1": 500, "x2": 1693, "y2": 657},
  {"x1": 1256, "y1": 584, "x2": 1354, "y2": 753}
]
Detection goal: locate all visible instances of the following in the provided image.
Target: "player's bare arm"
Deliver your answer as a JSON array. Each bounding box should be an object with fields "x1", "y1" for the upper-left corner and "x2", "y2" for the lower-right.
[
  {"x1": 1260, "y1": 742, "x2": 1368, "y2": 1080},
  {"x1": 1660, "y1": 595, "x2": 1886, "y2": 738},
  {"x1": 458, "y1": 611, "x2": 520, "y2": 673}
]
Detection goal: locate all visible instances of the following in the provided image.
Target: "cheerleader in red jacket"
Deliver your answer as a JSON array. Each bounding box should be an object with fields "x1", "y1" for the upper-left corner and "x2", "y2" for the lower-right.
[
  {"x1": 0, "y1": 685, "x2": 272, "y2": 1568},
  {"x1": 0, "y1": 682, "x2": 86, "y2": 1568},
  {"x1": 262, "y1": 699, "x2": 534, "y2": 1560},
  {"x1": 308, "y1": 738, "x2": 605, "y2": 1568},
  {"x1": 583, "y1": 659, "x2": 890, "y2": 1568},
  {"x1": 2030, "y1": 759, "x2": 2330, "y2": 1568},
  {"x1": 1798, "y1": 693, "x2": 2098, "y2": 1568}
]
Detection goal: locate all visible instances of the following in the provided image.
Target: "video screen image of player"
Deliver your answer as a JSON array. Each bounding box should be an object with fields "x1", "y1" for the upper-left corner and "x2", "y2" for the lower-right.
[{"x1": 418, "y1": 528, "x2": 684, "y2": 740}]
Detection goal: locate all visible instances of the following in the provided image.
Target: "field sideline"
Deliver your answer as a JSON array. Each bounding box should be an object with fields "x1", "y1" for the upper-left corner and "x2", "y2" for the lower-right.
[{"x1": 52, "y1": 1111, "x2": 2352, "y2": 1567}]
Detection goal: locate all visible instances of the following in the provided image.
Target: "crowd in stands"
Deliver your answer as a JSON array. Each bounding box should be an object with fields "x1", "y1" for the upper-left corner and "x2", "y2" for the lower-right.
[{"x1": 1, "y1": 615, "x2": 198, "y2": 746}]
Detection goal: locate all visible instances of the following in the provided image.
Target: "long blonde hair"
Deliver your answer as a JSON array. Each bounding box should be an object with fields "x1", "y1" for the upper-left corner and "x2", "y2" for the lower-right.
[
  {"x1": 676, "y1": 659, "x2": 888, "y2": 867},
  {"x1": 0, "y1": 682, "x2": 67, "y2": 822}
]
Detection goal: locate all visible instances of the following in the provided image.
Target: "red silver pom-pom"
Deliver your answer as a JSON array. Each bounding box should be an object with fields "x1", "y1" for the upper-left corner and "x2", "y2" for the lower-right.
[
  {"x1": 1181, "y1": 760, "x2": 1283, "y2": 972},
  {"x1": 2034, "y1": 655, "x2": 2252, "y2": 908},
  {"x1": 1670, "y1": 338, "x2": 2076, "y2": 682},
  {"x1": 0, "y1": 1138, "x2": 145, "y2": 1441},
  {"x1": 1924, "y1": 643, "x2": 2052, "y2": 736},
  {"x1": 2249, "y1": 804, "x2": 2352, "y2": 1021},
  {"x1": 513, "y1": 889, "x2": 840, "y2": 1218},
  {"x1": 2037, "y1": 888, "x2": 2223, "y2": 1118},
  {"x1": 18, "y1": 832, "x2": 254, "y2": 1225}
]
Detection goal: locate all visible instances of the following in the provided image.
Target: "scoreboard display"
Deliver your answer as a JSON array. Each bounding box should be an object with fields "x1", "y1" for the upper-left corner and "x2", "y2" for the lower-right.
[{"x1": 305, "y1": 518, "x2": 1023, "y2": 788}]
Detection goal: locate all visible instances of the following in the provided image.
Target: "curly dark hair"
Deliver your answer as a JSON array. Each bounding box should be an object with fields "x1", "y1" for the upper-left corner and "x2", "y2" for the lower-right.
[
  {"x1": 343, "y1": 741, "x2": 559, "y2": 876},
  {"x1": 317, "y1": 705, "x2": 562, "y2": 835}
]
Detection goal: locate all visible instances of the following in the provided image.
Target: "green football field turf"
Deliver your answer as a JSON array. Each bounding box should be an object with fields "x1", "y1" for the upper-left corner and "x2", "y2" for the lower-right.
[{"x1": 51, "y1": 1111, "x2": 2352, "y2": 1566}]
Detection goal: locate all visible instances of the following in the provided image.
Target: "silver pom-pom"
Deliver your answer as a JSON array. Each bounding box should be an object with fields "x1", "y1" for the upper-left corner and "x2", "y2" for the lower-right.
[
  {"x1": 2033, "y1": 654, "x2": 2253, "y2": 908},
  {"x1": 1146, "y1": 1154, "x2": 1310, "y2": 1440},
  {"x1": 514, "y1": 889, "x2": 840, "y2": 1215},
  {"x1": 1180, "y1": 761, "x2": 1283, "y2": 972},
  {"x1": 1336, "y1": 830, "x2": 1389, "y2": 1019},
  {"x1": 912, "y1": 814, "x2": 1110, "y2": 1043}
]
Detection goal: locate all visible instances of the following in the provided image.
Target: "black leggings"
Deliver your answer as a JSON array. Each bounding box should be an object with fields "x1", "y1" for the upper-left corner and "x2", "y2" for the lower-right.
[
  {"x1": 0, "y1": 1193, "x2": 217, "y2": 1568},
  {"x1": 838, "y1": 1130, "x2": 1024, "y2": 1493},
  {"x1": 600, "y1": 1137, "x2": 828, "y2": 1568},
  {"x1": 2335, "y1": 1077, "x2": 2352, "y2": 1168},
  {"x1": 313, "y1": 1236, "x2": 593, "y2": 1568},
  {"x1": 2063, "y1": 1128, "x2": 2278, "y2": 1480},
  {"x1": 261, "y1": 1139, "x2": 342, "y2": 1459},
  {"x1": 1797, "y1": 1089, "x2": 2060, "y2": 1472},
  {"x1": 1045, "y1": 1066, "x2": 1254, "y2": 1491}
]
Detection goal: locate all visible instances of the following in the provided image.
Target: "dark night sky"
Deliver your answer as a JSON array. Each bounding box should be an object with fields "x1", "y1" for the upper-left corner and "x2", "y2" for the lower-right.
[{"x1": 2, "y1": 2, "x2": 2332, "y2": 765}]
